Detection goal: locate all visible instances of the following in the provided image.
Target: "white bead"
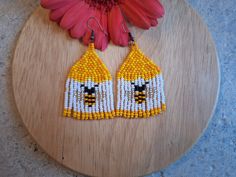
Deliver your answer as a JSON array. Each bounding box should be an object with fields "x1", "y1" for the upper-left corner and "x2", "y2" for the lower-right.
[
  {"x1": 99, "y1": 82, "x2": 103, "y2": 113},
  {"x1": 64, "y1": 79, "x2": 70, "y2": 109},
  {"x1": 69, "y1": 79, "x2": 74, "y2": 110},
  {"x1": 152, "y1": 77, "x2": 158, "y2": 109},
  {"x1": 124, "y1": 80, "x2": 128, "y2": 111},
  {"x1": 77, "y1": 82, "x2": 81, "y2": 113},
  {"x1": 160, "y1": 74, "x2": 166, "y2": 104},
  {"x1": 131, "y1": 81, "x2": 135, "y2": 112},
  {"x1": 109, "y1": 80, "x2": 114, "y2": 111},
  {"x1": 73, "y1": 80, "x2": 77, "y2": 113},
  {"x1": 146, "y1": 79, "x2": 151, "y2": 111},
  {"x1": 95, "y1": 83, "x2": 99, "y2": 113},
  {"x1": 102, "y1": 81, "x2": 108, "y2": 113},
  {"x1": 120, "y1": 78, "x2": 125, "y2": 111},
  {"x1": 116, "y1": 79, "x2": 121, "y2": 111},
  {"x1": 127, "y1": 81, "x2": 132, "y2": 112},
  {"x1": 156, "y1": 75, "x2": 161, "y2": 109}
]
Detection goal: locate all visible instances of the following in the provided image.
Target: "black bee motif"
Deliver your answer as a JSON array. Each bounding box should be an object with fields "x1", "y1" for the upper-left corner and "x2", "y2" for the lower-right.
[
  {"x1": 82, "y1": 85, "x2": 98, "y2": 107},
  {"x1": 132, "y1": 82, "x2": 149, "y2": 104}
]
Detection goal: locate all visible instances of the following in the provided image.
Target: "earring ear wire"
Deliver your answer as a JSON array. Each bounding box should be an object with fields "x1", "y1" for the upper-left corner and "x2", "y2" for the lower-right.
[{"x1": 87, "y1": 16, "x2": 108, "y2": 36}]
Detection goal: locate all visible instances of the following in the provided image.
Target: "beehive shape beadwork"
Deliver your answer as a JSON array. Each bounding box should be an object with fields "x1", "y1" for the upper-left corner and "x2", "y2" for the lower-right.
[
  {"x1": 64, "y1": 43, "x2": 115, "y2": 120},
  {"x1": 116, "y1": 43, "x2": 166, "y2": 118}
]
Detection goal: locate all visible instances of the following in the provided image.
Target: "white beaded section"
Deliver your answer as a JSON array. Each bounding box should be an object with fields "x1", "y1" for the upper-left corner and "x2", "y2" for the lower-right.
[
  {"x1": 145, "y1": 79, "x2": 151, "y2": 111},
  {"x1": 109, "y1": 81, "x2": 115, "y2": 111},
  {"x1": 91, "y1": 81, "x2": 96, "y2": 114},
  {"x1": 116, "y1": 79, "x2": 121, "y2": 111},
  {"x1": 68, "y1": 79, "x2": 74, "y2": 110},
  {"x1": 120, "y1": 78, "x2": 125, "y2": 111},
  {"x1": 102, "y1": 81, "x2": 108, "y2": 113},
  {"x1": 95, "y1": 84, "x2": 99, "y2": 113},
  {"x1": 127, "y1": 80, "x2": 132, "y2": 112},
  {"x1": 124, "y1": 78, "x2": 128, "y2": 112},
  {"x1": 77, "y1": 82, "x2": 81, "y2": 113},
  {"x1": 156, "y1": 75, "x2": 161, "y2": 109},
  {"x1": 73, "y1": 80, "x2": 78, "y2": 113},
  {"x1": 64, "y1": 79, "x2": 115, "y2": 114},
  {"x1": 152, "y1": 76, "x2": 158, "y2": 109},
  {"x1": 87, "y1": 80, "x2": 92, "y2": 115},
  {"x1": 160, "y1": 73, "x2": 166, "y2": 105},
  {"x1": 147, "y1": 78, "x2": 154, "y2": 111},
  {"x1": 64, "y1": 78, "x2": 70, "y2": 109},
  {"x1": 105, "y1": 81, "x2": 111, "y2": 113},
  {"x1": 116, "y1": 74, "x2": 166, "y2": 113},
  {"x1": 131, "y1": 83, "x2": 135, "y2": 112},
  {"x1": 98, "y1": 82, "x2": 103, "y2": 113}
]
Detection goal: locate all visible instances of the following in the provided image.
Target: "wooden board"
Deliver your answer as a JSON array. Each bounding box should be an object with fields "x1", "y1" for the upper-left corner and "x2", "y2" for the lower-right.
[{"x1": 12, "y1": 0, "x2": 219, "y2": 176}]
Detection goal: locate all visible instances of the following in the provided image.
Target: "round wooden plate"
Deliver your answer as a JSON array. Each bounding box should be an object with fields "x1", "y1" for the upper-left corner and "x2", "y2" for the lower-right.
[{"x1": 12, "y1": 0, "x2": 219, "y2": 177}]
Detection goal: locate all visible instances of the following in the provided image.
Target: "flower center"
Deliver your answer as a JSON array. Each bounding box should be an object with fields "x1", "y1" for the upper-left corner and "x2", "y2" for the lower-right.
[{"x1": 85, "y1": 0, "x2": 119, "y2": 11}]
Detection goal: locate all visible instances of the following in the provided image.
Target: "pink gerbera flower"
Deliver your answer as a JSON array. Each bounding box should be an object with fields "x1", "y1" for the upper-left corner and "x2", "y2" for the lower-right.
[{"x1": 41, "y1": 0, "x2": 164, "y2": 50}]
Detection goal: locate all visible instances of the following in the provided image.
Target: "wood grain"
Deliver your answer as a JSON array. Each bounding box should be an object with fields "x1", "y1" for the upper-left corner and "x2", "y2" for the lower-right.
[{"x1": 12, "y1": 0, "x2": 219, "y2": 176}]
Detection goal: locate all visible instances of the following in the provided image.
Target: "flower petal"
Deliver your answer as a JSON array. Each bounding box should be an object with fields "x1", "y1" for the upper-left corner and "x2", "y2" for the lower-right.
[
  {"x1": 120, "y1": 2, "x2": 151, "y2": 29},
  {"x1": 60, "y1": 1, "x2": 85, "y2": 29},
  {"x1": 40, "y1": 0, "x2": 78, "y2": 10},
  {"x1": 130, "y1": 0, "x2": 165, "y2": 19},
  {"x1": 153, "y1": 0, "x2": 165, "y2": 18},
  {"x1": 150, "y1": 19, "x2": 158, "y2": 26},
  {"x1": 41, "y1": 0, "x2": 165, "y2": 50},
  {"x1": 69, "y1": 5, "x2": 95, "y2": 39},
  {"x1": 49, "y1": 1, "x2": 78, "y2": 21},
  {"x1": 108, "y1": 5, "x2": 129, "y2": 46}
]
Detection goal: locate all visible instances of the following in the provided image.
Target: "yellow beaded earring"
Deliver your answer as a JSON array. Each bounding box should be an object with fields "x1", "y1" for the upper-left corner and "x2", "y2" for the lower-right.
[
  {"x1": 116, "y1": 32, "x2": 166, "y2": 118},
  {"x1": 63, "y1": 18, "x2": 115, "y2": 120}
]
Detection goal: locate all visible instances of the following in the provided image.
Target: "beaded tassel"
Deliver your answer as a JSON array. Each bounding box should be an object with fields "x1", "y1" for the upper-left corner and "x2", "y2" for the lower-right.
[
  {"x1": 116, "y1": 42, "x2": 166, "y2": 118},
  {"x1": 63, "y1": 43, "x2": 115, "y2": 120}
]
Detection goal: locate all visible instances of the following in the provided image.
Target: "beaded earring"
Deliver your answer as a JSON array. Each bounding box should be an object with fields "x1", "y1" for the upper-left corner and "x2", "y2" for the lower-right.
[
  {"x1": 63, "y1": 18, "x2": 115, "y2": 120},
  {"x1": 116, "y1": 32, "x2": 166, "y2": 118}
]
